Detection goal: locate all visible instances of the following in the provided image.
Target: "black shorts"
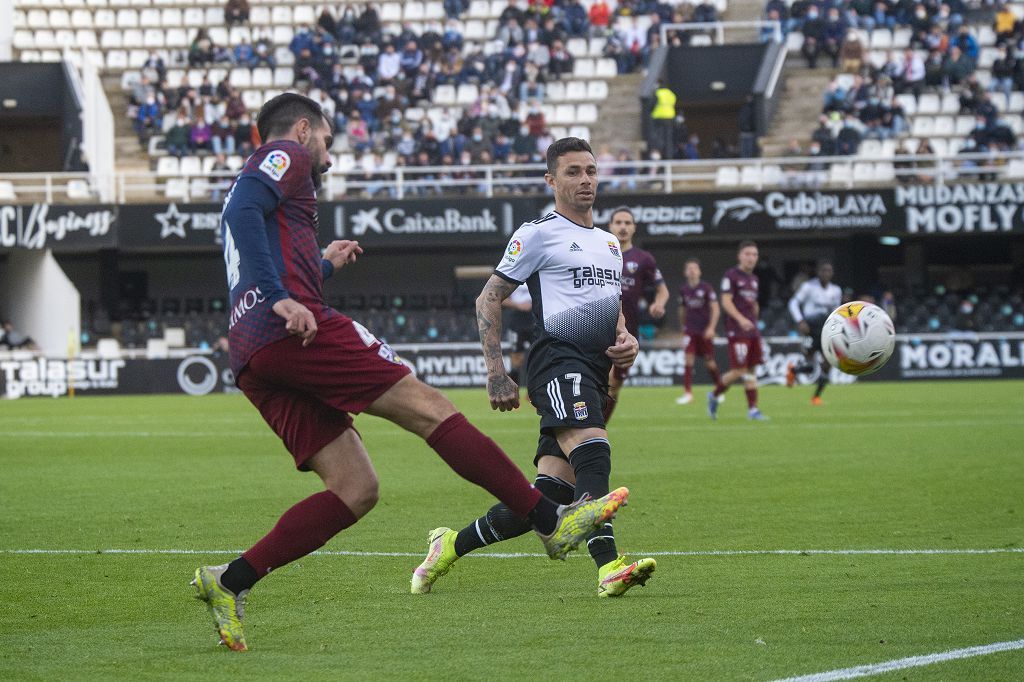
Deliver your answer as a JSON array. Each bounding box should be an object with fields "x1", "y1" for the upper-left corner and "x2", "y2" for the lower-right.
[
  {"x1": 533, "y1": 433, "x2": 569, "y2": 467},
  {"x1": 805, "y1": 315, "x2": 827, "y2": 353},
  {"x1": 528, "y1": 365, "x2": 608, "y2": 438}
]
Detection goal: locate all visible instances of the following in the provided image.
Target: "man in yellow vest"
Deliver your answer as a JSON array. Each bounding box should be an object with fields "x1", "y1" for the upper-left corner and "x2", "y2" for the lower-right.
[{"x1": 651, "y1": 80, "x2": 677, "y2": 159}]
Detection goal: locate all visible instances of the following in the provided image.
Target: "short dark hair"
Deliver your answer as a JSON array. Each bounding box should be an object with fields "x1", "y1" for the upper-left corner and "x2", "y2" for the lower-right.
[
  {"x1": 738, "y1": 240, "x2": 758, "y2": 251},
  {"x1": 609, "y1": 206, "x2": 635, "y2": 223},
  {"x1": 545, "y1": 136, "x2": 593, "y2": 174},
  {"x1": 684, "y1": 257, "x2": 701, "y2": 267},
  {"x1": 256, "y1": 93, "x2": 330, "y2": 143},
  {"x1": 816, "y1": 258, "x2": 833, "y2": 269}
]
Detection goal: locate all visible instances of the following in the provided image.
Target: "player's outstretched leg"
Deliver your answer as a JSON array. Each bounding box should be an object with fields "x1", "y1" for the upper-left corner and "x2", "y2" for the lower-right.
[
  {"x1": 598, "y1": 556, "x2": 657, "y2": 597},
  {"x1": 411, "y1": 474, "x2": 576, "y2": 594},
  {"x1": 538, "y1": 487, "x2": 629, "y2": 560}
]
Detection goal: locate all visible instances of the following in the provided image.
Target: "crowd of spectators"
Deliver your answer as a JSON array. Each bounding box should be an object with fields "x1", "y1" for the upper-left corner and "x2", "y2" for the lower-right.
[
  {"x1": 124, "y1": 0, "x2": 738, "y2": 173},
  {"x1": 795, "y1": 3, "x2": 1024, "y2": 163}
]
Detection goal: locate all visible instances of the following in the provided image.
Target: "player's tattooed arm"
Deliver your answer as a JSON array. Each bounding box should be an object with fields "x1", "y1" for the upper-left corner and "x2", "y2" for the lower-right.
[{"x1": 476, "y1": 275, "x2": 520, "y2": 411}]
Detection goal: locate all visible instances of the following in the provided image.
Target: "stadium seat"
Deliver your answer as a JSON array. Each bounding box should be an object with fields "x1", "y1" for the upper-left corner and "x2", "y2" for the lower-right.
[
  {"x1": 404, "y1": 2, "x2": 425, "y2": 21},
  {"x1": 464, "y1": 20, "x2": 487, "y2": 41},
  {"x1": 567, "y1": 38, "x2": 588, "y2": 58},
  {"x1": 252, "y1": 67, "x2": 273, "y2": 87},
  {"x1": 929, "y1": 138, "x2": 948, "y2": 156},
  {"x1": 568, "y1": 125, "x2": 591, "y2": 140},
  {"x1": 180, "y1": 156, "x2": 202, "y2": 176},
  {"x1": 27, "y1": 9, "x2": 49, "y2": 28},
  {"x1": 0, "y1": 181, "x2": 17, "y2": 201},
  {"x1": 689, "y1": 34, "x2": 713, "y2": 47},
  {"x1": 97, "y1": 338, "x2": 121, "y2": 358},
  {"x1": 94, "y1": 8, "x2": 115, "y2": 28},
  {"x1": 852, "y1": 162, "x2": 874, "y2": 183},
  {"x1": 229, "y1": 68, "x2": 252, "y2": 88},
  {"x1": 273, "y1": 66, "x2": 293, "y2": 87},
  {"x1": 933, "y1": 116, "x2": 954, "y2": 136},
  {"x1": 954, "y1": 115, "x2": 975, "y2": 136},
  {"x1": 716, "y1": 168, "x2": 741, "y2": 189},
  {"x1": 101, "y1": 30, "x2": 123, "y2": 49},
  {"x1": 546, "y1": 81, "x2": 566, "y2": 101},
  {"x1": 165, "y1": 28, "x2": 188, "y2": 48},
  {"x1": 49, "y1": 9, "x2": 71, "y2": 28},
  {"x1": 588, "y1": 37, "x2": 607, "y2": 57},
  {"x1": 380, "y1": 3, "x2": 402, "y2": 22},
  {"x1": 917, "y1": 93, "x2": 940, "y2": 115},
  {"x1": 740, "y1": 165, "x2": 761, "y2": 187},
  {"x1": 978, "y1": 25, "x2": 996, "y2": 46},
  {"x1": 183, "y1": 8, "x2": 204, "y2": 27},
  {"x1": 242, "y1": 89, "x2": 263, "y2": 110},
  {"x1": 160, "y1": 8, "x2": 181, "y2": 26},
  {"x1": 271, "y1": 7, "x2": 292, "y2": 25},
  {"x1": 34, "y1": 30, "x2": 58, "y2": 49},
  {"x1": 122, "y1": 29, "x2": 143, "y2": 48},
  {"x1": 565, "y1": 80, "x2": 586, "y2": 100},
  {"x1": 870, "y1": 29, "x2": 891, "y2": 49},
  {"x1": 245, "y1": 7, "x2": 268, "y2": 25},
  {"x1": 75, "y1": 29, "x2": 98, "y2": 48},
  {"x1": 586, "y1": 80, "x2": 609, "y2": 100},
  {"x1": 204, "y1": 7, "x2": 223, "y2": 26},
  {"x1": 978, "y1": 47, "x2": 999, "y2": 69},
  {"x1": 116, "y1": 9, "x2": 138, "y2": 27},
  {"x1": 13, "y1": 30, "x2": 34, "y2": 49},
  {"x1": 940, "y1": 92, "x2": 960, "y2": 114},
  {"x1": 595, "y1": 58, "x2": 616, "y2": 78},
  {"x1": 911, "y1": 116, "x2": 935, "y2": 137},
  {"x1": 164, "y1": 178, "x2": 189, "y2": 200},
  {"x1": 138, "y1": 8, "x2": 159, "y2": 27},
  {"x1": 573, "y1": 58, "x2": 595, "y2": 78},
  {"x1": 143, "y1": 29, "x2": 164, "y2": 48},
  {"x1": 456, "y1": 83, "x2": 478, "y2": 105},
  {"x1": 858, "y1": 139, "x2": 881, "y2": 158},
  {"x1": 1004, "y1": 159, "x2": 1024, "y2": 179},
  {"x1": 106, "y1": 49, "x2": 128, "y2": 69},
  {"x1": 229, "y1": 26, "x2": 252, "y2": 45},
  {"x1": 576, "y1": 103, "x2": 598, "y2": 123},
  {"x1": 829, "y1": 163, "x2": 853, "y2": 186},
  {"x1": 1010, "y1": 92, "x2": 1024, "y2": 113},
  {"x1": 873, "y1": 162, "x2": 895, "y2": 183},
  {"x1": 467, "y1": 0, "x2": 489, "y2": 18},
  {"x1": 892, "y1": 28, "x2": 912, "y2": 48},
  {"x1": 156, "y1": 156, "x2": 179, "y2": 177},
  {"x1": 425, "y1": 2, "x2": 446, "y2": 20},
  {"x1": 433, "y1": 85, "x2": 456, "y2": 106},
  {"x1": 67, "y1": 180, "x2": 92, "y2": 200},
  {"x1": 895, "y1": 93, "x2": 917, "y2": 116}
]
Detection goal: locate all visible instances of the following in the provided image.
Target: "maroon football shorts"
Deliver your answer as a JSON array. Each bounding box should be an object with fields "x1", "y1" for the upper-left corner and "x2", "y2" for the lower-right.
[
  {"x1": 727, "y1": 335, "x2": 764, "y2": 370},
  {"x1": 237, "y1": 315, "x2": 411, "y2": 470},
  {"x1": 683, "y1": 332, "x2": 715, "y2": 358}
]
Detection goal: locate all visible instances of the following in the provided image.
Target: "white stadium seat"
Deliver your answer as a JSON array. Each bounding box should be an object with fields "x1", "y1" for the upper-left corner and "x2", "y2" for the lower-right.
[
  {"x1": 293, "y1": 5, "x2": 317, "y2": 24},
  {"x1": 546, "y1": 81, "x2": 566, "y2": 101},
  {"x1": 573, "y1": 58, "x2": 594, "y2": 78},
  {"x1": 156, "y1": 156, "x2": 179, "y2": 177},
  {"x1": 917, "y1": 93, "x2": 940, "y2": 115},
  {"x1": 576, "y1": 103, "x2": 598, "y2": 123},
  {"x1": 100, "y1": 29, "x2": 122, "y2": 49},
  {"x1": 49, "y1": 9, "x2": 70, "y2": 28},
  {"x1": 27, "y1": 9, "x2": 49, "y2": 28},
  {"x1": 179, "y1": 156, "x2": 202, "y2": 176},
  {"x1": 271, "y1": 6, "x2": 292, "y2": 25},
  {"x1": 75, "y1": 29, "x2": 98, "y2": 48},
  {"x1": 565, "y1": 80, "x2": 586, "y2": 100},
  {"x1": 139, "y1": 8, "x2": 160, "y2": 26},
  {"x1": 116, "y1": 9, "x2": 138, "y2": 27},
  {"x1": 143, "y1": 29, "x2": 164, "y2": 48},
  {"x1": 586, "y1": 80, "x2": 608, "y2": 100}
]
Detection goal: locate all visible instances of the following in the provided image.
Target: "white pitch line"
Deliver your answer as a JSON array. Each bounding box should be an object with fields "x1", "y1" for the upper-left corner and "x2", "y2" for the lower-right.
[
  {"x1": 770, "y1": 639, "x2": 1024, "y2": 682},
  {"x1": 1, "y1": 548, "x2": 1022, "y2": 559}
]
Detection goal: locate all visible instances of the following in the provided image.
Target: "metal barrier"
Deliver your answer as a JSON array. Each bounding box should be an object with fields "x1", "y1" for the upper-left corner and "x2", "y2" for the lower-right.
[{"x1": 3, "y1": 151, "x2": 1024, "y2": 204}]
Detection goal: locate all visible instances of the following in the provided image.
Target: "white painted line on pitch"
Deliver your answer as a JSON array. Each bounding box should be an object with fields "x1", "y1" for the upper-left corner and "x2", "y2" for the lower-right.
[
  {"x1": 770, "y1": 638, "x2": 1024, "y2": 682},
  {"x1": 2, "y1": 548, "x2": 1022, "y2": 559},
  {"x1": 0, "y1": 419, "x2": 1010, "y2": 438}
]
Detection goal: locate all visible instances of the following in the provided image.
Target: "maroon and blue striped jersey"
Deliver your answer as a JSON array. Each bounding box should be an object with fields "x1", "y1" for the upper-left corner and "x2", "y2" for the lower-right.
[{"x1": 220, "y1": 140, "x2": 339, "y2": 375}]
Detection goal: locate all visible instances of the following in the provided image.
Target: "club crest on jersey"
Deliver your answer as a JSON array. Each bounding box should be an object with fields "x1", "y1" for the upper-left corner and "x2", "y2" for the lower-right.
[
  {"x1": 607, "y1": 241, "x2": 620, "y2": 257},
  {"x1": 626, "y1": 261, "x2": 639, "y2": 273},
  {"x1": 573, "y1": 401, "x2": 588, "y2": 420},
  {"x1": 259, "y1": 150, "x2": 291, "y2": 181}
]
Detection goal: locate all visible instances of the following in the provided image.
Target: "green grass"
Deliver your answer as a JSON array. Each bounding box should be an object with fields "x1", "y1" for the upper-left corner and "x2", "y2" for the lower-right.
[{"x1": 0, "y1": 381, "x2": 1022, "y2": 680}]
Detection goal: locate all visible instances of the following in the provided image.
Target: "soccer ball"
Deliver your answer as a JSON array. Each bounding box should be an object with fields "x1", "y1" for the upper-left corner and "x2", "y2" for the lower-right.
[{"x1": 820, "y1": 301, "x2": 896, "y2": 376}]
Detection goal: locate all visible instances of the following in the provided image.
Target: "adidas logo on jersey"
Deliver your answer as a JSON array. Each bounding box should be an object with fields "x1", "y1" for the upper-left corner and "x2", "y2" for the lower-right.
[{"x1": 569, "y1": 242, "x2": 582, "y2": 252}]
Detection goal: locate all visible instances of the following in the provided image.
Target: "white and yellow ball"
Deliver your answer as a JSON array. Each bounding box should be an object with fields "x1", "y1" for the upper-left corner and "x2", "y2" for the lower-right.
[{"x1": 821, "y1": 301, "x2": 896, "y2": 376}]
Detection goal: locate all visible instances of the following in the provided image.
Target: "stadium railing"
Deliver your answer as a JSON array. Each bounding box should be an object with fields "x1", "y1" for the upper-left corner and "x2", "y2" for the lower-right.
[
  {"x1": 3, "y1": 151, "x2": 1024, "y2": 204},
  {"x1": 659, "y1": 20, "x2": 783, "y2": 46}
]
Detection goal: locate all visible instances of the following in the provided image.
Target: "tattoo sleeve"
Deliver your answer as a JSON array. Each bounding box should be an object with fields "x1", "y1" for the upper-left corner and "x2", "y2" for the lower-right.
[{"x1": 476, "y1": 275, "x2": 519, "y2": 375}]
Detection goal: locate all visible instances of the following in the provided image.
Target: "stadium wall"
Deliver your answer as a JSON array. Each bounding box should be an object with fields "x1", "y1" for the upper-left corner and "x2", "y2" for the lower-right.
[{"x1": 0, "y1": 249, "x2": 79, "y2": 357}]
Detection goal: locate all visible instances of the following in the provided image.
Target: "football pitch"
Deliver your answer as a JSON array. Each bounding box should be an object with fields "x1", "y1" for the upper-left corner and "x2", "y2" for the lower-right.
[{"x1": 1, "y1": 381, "x2": 1021, "y2": 680}]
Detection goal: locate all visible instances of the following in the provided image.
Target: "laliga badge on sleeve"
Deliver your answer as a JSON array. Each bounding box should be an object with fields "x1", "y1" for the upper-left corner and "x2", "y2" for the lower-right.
[{"x1": 259, "y1": 150, "x2": 291, "y2": 181}]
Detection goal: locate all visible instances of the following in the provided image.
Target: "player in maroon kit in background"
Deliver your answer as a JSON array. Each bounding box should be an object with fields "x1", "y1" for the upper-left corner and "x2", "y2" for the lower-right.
[
  {"x1": 191, "y1": 95, "x2": 626, "y2": 652},
  {"x1": 675, "y1": 258, "x2": 724, "y2": 405},
  {"x1": 708, "y1": 241, "x2": 769, "y2": 421},
  {"x1": 605, "y1": 207, "x2": 669, "y2": 421}
]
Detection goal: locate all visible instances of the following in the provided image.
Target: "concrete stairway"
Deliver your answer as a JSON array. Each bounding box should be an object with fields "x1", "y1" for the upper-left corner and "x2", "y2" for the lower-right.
[
  {"x1": 103, "y1": 75, "x2": 152, "y2": 180},
  {"x1": 760, "y1": 62, "x2": 838, "y2": 156},
  {"x1": 589, "y1": 71, "x2": 648, "y2": 157}
]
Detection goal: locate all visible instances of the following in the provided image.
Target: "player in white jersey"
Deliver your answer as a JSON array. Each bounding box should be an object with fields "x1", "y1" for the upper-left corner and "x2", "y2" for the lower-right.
[
  {"x1": 411, "y1": 138, "x2": 656, "y2": 597},
  {"x1": 786, "y1": 260, "x2": 843, "y2": 404}
]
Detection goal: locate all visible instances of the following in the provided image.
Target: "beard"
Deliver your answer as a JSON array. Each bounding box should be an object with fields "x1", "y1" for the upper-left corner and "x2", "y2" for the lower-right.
[{"x1": 311, "y1": 167, "x2": 325, "y2": 192}]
